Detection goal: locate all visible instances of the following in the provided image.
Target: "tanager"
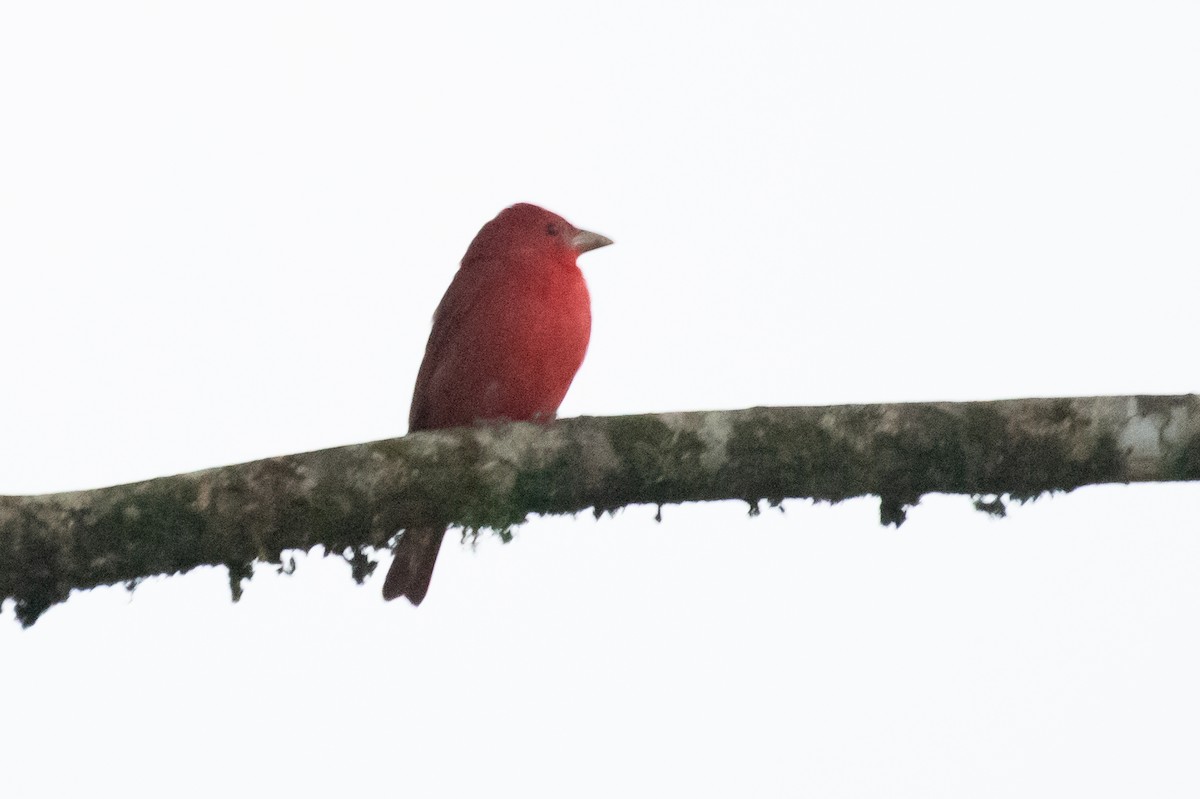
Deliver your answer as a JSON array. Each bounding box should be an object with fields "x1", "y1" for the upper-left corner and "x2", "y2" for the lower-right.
[{"x1": 382, "y1": 203, "x2": 612, "y2": 604}]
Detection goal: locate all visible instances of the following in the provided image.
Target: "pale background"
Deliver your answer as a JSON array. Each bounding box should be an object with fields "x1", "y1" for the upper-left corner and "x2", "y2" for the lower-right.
[{"x1": 3, "y1": 2, "x2": 1200, "y2": 797}]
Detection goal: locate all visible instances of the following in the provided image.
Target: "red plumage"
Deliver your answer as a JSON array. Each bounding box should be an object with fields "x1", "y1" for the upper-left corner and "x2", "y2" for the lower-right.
[{"x1": 383, "y1": 203, "x2": 612, "y2": 605}]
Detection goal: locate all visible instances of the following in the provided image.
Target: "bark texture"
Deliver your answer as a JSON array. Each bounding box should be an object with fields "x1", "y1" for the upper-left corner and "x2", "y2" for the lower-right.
[{"x1": 4, "y1": 394, "x2": 1199, "y2": 626}]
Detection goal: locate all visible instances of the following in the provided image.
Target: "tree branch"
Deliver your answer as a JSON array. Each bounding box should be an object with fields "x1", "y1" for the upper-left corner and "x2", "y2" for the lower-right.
[{"x1": 3, "y1": 394, "x2": 1199, "y2": 626}]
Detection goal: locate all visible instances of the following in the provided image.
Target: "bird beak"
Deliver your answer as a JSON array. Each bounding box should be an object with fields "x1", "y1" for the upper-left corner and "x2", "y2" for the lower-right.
[{"x1": 572, "y1": 229, "x2": 613, "y2": 253}]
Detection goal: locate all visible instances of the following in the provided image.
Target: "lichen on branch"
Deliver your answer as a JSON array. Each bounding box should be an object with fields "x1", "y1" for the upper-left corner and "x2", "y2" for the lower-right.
[{"x1": 2, "y1": 394, "x2": 1198, "y2": 626}]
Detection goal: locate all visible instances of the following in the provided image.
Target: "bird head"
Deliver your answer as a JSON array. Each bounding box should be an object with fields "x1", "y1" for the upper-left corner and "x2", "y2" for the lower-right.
[{"x1": 464, "y1": 203, "x2": 612, "y2": 264}]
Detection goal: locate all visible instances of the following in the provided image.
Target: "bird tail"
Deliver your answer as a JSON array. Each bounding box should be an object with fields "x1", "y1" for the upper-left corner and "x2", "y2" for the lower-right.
[{"x1": 382, "y1": 527, "x2": 447, "y2": 605}]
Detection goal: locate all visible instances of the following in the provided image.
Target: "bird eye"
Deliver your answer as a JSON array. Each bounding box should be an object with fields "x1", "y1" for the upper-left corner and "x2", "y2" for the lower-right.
[{"x1": 546, "y1": 223, "x2": 559, "y2": 236}]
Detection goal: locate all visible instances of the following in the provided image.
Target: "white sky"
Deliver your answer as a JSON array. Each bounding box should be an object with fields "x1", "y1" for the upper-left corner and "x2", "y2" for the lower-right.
[{"x1": 3, "y1": 1, "x2": 1200, "y2": 796}]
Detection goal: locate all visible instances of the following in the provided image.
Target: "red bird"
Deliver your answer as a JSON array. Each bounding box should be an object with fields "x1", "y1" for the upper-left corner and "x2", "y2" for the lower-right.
[{"x1": 383, "y1": 203, "x2": 613, "y2": 605}]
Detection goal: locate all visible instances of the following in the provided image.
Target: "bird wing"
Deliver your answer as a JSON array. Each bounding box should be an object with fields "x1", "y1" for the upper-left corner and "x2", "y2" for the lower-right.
[{"x1": 408, "y1": 258, "x2": 506, "y2": 431}]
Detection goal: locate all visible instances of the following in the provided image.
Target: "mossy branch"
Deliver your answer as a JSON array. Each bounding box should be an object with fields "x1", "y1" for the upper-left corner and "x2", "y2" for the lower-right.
[{"x1": 3, "y1": 394, "x2": 1199, "y2": 626}]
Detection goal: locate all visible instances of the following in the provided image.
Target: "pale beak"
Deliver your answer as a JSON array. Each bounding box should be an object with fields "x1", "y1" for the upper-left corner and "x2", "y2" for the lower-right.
[{"x1": 572, "y1": 229, "x2": 613, "y2": 253}]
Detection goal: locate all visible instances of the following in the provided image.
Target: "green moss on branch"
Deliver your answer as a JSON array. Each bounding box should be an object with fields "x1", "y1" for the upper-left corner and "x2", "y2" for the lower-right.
[{"x1": 2, "y1": 394, "x2": 1198, "y2": 626}]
